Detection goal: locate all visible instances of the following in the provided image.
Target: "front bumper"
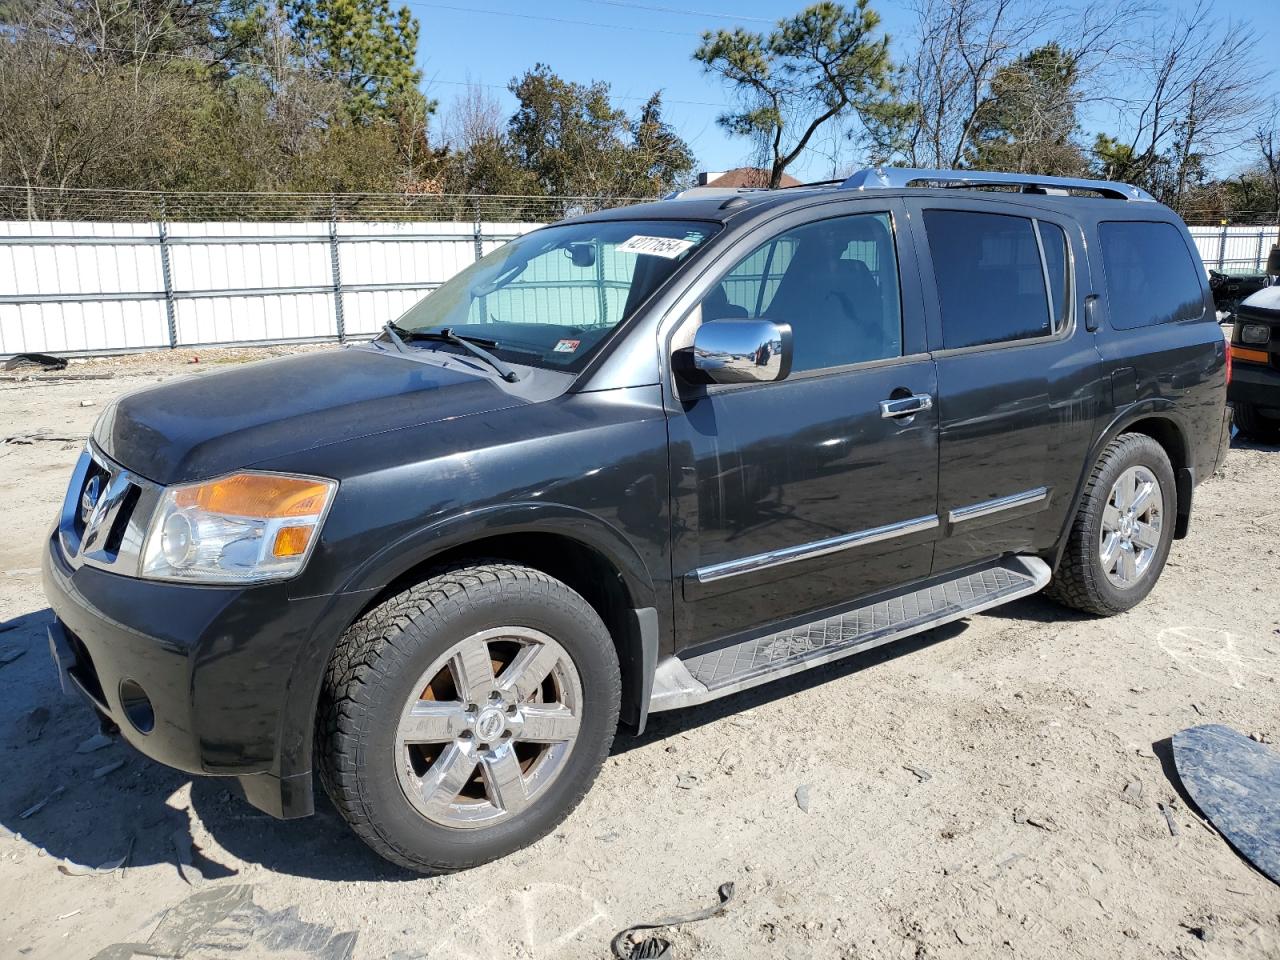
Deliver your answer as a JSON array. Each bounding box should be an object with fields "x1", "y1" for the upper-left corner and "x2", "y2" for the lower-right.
[
  {"x1": 42, "y1": 530, "x2": 331, "y2": 818},
  {"x1": 1228, "y1": 359, "x2": 1280, "y2": 415}
]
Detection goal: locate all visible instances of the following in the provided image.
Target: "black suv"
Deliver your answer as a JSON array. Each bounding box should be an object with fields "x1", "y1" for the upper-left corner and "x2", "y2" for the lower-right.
[{"x1": 43, "y1": 168, "x2": 1230, "y2": 873}]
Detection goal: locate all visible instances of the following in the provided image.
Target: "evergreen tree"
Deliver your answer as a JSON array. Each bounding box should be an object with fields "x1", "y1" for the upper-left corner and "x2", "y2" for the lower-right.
[
  {"x1": 694, "y1": 1, "x2": 900, "y2": 188},
  {"x1": 966, "y1": 43, "x2": 1086, "y2": 176},
  {"x1": 286, "y1": 0, "x2": 430, "y2": 123}
]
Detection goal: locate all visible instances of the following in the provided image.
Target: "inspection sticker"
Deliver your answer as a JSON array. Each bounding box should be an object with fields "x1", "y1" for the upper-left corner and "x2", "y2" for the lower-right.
[
  {"x1": 553, "y1": 339, "x2": 582, "y2": 353},
  {"x1": 617, "y1": 235, "x2": 696, "y2": 259}
]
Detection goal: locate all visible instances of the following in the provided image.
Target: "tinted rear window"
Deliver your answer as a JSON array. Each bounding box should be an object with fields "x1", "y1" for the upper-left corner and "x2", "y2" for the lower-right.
[
  {"x1": 923, "y1": 210, "x2": 1052, "y2": 349},
  {"x1": 1098, "y1": 221, "x2": 1205, "y2": 329}
]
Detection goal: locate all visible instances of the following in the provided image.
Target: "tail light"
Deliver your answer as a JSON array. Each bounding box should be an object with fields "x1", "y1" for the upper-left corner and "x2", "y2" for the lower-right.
[{"x1": 1225, "y1": 334, "x2": 1232, "y2": 385}]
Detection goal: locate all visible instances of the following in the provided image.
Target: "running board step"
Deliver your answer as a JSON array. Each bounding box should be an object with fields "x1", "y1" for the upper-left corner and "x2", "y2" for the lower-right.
[{"x1": 648, "y1": 556, "x2": 1050, "y2": 713}]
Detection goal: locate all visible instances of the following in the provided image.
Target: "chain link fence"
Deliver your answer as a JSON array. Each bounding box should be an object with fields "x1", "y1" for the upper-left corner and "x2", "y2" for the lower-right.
[
  {"x1": 4, "y1": 184, "x2": 1276, "y2": 228},
  {"x1": 0, "y1": 186, "x2": 654, "y2": 224}
]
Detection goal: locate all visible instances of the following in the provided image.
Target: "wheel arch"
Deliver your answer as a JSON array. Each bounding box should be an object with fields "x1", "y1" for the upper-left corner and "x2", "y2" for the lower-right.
[{"x1": 1051, "y1": 403, "x2": 1194, "y2": 572}]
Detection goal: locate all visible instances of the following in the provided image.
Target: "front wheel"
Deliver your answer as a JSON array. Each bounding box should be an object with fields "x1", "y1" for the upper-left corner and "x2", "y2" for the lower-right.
[
  {"x1": 316, "y1": 562, "x2": 620, "y2": 873},
  {"x1": 1046, "y1": 433, "x2": 1177, "y2": 616}
]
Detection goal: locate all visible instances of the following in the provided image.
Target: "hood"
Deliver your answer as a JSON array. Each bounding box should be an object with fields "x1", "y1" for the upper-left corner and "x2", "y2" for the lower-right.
[
  {"x1": 1239, "y1": 283, "x2": 1280, "y2": 319},
  {"x1": 93, "y1": 347, "x2": 525, "y2": 484}
]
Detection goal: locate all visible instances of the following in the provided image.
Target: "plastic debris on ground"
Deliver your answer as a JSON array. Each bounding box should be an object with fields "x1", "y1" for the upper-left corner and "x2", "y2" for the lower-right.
[{"x1": 1174, "y1": 723, "x2": 1280, "y2": 884}]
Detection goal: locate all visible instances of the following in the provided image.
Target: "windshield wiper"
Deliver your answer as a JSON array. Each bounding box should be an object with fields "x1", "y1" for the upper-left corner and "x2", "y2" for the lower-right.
[
  {"x1": 381, "y1": 321, "x2": 410, "y2": 354},
  {"x1": 387, "y1": 323, "x2": 520, "y2": 383}
]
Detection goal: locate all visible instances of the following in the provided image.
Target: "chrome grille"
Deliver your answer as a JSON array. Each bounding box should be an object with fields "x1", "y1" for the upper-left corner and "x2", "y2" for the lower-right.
[{"x1": 58, "y1": 444, "x2": 159, "y2": 576}]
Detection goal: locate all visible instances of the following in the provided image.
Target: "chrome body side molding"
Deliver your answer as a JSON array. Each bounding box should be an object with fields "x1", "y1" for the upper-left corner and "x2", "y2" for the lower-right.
[
  {"x1": 948, "y1": 486, "x2": 1050, "y2": 526},
  {"x1": 691, "y1": 514, "x2": 939, "y2": 585}
]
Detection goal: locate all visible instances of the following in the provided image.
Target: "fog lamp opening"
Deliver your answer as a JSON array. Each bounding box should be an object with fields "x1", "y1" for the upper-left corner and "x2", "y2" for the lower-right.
[{"x1": 119, "y1": 679, "x2": 155, "y2": 734}]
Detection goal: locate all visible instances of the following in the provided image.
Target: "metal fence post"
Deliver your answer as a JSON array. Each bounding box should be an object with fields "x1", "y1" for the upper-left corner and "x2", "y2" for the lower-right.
[
  {"x1": 157, "y1": 216, "x2": 178, "y2": 349},
  {"x1": 595, "y1": 240, "x2": 608, "y2": 324},
  {"x1": 473, "y1": 204, "x2": 489, "y2": 321},
  {"x1": 329, "y1": 204, "x2": 346, "y2": 342},
  {"x1": 1216, "y1": 227, "x2": 1228, "y2": 271},
  {"x1": 1256, "y1": 231, "x2": 1267, "y2": 272}
]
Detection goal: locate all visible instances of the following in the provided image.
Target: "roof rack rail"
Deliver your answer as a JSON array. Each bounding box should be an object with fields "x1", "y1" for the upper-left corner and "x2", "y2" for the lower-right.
[
  {"x1": 662, "y1": 186, "x2": 770, "y2": 201},
  {"x1": 840, "y1": 167, "x2": 1155, "y2": 202}
]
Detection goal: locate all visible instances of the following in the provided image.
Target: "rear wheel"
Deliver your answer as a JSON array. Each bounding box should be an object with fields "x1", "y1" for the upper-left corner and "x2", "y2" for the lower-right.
[
  {"x1": 1232, "y1": 403, "x2": 1280, "y2": 444},
  {"x1": 1046, "y1": 433, "x2": 1177, "y2": 616},
  {"x1": 317, "y1": 562, "x2": 620, "y2": 873}
]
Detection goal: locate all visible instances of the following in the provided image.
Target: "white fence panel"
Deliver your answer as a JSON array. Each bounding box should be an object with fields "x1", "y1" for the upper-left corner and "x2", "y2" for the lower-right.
[
  {"x1": 0, "y1": 219, "x2": 542, "y2": 357},
  {"x1": 1189, "y1": 225, "x2": 1279, "y2": 273},
  {"x1": 0, "y1": 221, "x2": 169, "y2": 355},
  {"x1": 1, "y1": 218, "x2": 1275, "y2": 358}
]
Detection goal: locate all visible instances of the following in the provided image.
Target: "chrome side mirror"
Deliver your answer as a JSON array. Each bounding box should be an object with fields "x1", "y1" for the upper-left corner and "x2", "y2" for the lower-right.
[{"x1": 689, "y1": 319, "x2": 793, "y2": 385}]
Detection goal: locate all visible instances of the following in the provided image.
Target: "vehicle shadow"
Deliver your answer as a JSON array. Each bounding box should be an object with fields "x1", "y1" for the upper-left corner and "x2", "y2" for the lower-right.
[
  {"x1": 1230, "y1": 433, "x2": 1279, "y2": 452},
  {"x1": 977, "y1": 592, "x2": 1095, "y2": 624},
  {"x1": 616, "y1": 618, "x2": 969, "y2": 753},
  {"x1": 1, "y1": 608, "x2": 415, "y2": 883}
]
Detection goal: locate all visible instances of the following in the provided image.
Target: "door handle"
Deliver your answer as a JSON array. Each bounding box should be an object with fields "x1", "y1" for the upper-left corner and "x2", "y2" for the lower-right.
[{"x1": 879, "y1": 393, "x2": 934, "y2": 419}]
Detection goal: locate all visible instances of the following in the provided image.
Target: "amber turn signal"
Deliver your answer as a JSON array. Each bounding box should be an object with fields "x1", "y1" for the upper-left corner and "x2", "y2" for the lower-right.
[
  {"x1": 1230, "y1": 344, "x2": 1270, "y2": 365},
  {"x1": 272, "y1": 525, "x2": 315, "y2": 558}
]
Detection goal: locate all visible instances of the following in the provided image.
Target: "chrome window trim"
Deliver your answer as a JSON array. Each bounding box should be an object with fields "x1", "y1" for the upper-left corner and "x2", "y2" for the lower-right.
[
  {"x1": 1033, "y1": 219, "x2": 1056, "y2": 330},
  {"x1": 948, "y1": 486, "x2": 1049, "y2": 525},
  {"x1": 692, "y1": 514, "x2": 939, "y2": 585},
  {"x1": 1033, "y1": 218, "x2": 1075, "y2": 335}
]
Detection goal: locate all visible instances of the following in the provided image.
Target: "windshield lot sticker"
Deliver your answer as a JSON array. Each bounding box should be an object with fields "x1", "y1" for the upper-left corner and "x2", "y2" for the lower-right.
[
  {"x1": 553, "y1": 339, "x2": 582, "y2": 353},
  {"x1": 617, "y1": 235, "x2": 697, "y2": 259}
]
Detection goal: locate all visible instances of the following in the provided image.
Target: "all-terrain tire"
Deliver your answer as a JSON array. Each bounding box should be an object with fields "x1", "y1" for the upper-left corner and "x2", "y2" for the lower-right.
[
  {"x1": 316, "y1": 561, "x2": 620, "y2": 873},
  {"x1": 1045, "y1": 433, "x2": 1177, "y2": 616},
  {"x1": 1232, "y1": 403, "x2": 1280, "y2": 445}
]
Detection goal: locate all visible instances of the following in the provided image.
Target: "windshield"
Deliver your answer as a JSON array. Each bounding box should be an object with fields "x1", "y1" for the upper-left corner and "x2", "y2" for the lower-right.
[{"x1": 394, "y1": 219, "x2": 719, "y2": 372}]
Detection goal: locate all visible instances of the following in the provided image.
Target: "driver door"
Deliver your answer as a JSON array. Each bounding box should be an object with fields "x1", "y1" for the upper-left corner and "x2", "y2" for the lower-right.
[{"x1": 666, "y1": 205, "x2": 941, "y2": 651}]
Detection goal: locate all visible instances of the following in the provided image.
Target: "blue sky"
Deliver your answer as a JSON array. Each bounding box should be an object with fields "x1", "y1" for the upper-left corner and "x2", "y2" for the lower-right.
[{"x1": 412, "y1": 0, "x2": 1279, "y2": 185}]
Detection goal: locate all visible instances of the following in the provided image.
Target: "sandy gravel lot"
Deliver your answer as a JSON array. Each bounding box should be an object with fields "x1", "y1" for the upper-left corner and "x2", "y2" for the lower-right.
[{"x1": 0, "y1": 347, "x2": 1277, "y2": 960}]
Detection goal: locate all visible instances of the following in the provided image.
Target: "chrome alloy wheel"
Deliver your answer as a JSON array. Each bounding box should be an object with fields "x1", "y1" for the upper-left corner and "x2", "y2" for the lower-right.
[
  {"x1": 394, "y1": 626, "x2": 583, "y2": 829},
  {"x1": 1099, "y1": 465, "x2": 1163, "y2": 588}
]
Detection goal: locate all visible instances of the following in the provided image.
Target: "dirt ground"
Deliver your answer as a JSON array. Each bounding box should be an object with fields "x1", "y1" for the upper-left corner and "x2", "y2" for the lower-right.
[{"x1": 0, "y1": 346, "x2": 1277, "y2": 960}]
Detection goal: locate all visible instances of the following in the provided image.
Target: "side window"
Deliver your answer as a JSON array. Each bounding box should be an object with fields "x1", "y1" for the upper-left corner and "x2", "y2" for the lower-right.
[
  {"x1": 1098, "y1": 221, "x2": 1205, "y2": 329},
  {"x1": 699, "y1": 212, "x2": 903, "y2": 373},
  {"x1": 1037, "y1": 221, "x2": 1071, "y2": 331},
  {"x1": 716, "y1": 237, "x2": 795, "y2": 318},
  {"x1": 923, "y1": 210, "x2": 1053, "y2": 349}
]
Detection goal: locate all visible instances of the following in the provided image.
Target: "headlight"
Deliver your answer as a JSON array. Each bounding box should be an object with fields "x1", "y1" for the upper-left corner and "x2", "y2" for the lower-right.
[
  {"x1": 141, "y1": 472, "x2": 336, "y2": 583},
  {"x1": 1240, "y1": 322, "x2": 1271, "y2": 345}
]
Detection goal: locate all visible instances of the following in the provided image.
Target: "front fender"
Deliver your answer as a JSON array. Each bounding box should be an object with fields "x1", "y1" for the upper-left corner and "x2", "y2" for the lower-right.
[
  {"x1": 337, "y1": 500, "x2": 658, "y2": 610},
  {"x1": 272, "y1": 501, "x2": 660, "y2": 788}
]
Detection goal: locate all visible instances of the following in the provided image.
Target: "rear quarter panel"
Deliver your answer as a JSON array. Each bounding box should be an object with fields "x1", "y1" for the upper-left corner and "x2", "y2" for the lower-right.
[{"x1": 1083, "y1": 206, "x2": 1228, "y2": 492}]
